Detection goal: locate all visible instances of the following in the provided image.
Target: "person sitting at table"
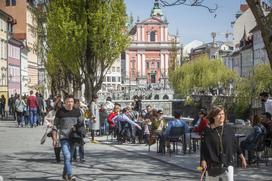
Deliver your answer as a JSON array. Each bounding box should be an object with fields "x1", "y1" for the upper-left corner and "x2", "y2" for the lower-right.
[
  {"x1": 160, "y1": 111, "x2": 189, "y2": 152},
  {"x1": 261, "y1": 112, "x2": 272, "y2": 146},
  {"x1": 148, "y1": 110, "x2": 167, "y2": 148},
  {"x1": 261, "y1": 112, "x2": 272, "y2": 137},
  {"x1": 240, "y1": 115, "x2": 266, "y2": 163},
  {"x1": 151, "y1": 110, "x2": 166, "y2": 134},
  {"x1": 192, "y1": 109, "x2": 208, "y2": 134}
]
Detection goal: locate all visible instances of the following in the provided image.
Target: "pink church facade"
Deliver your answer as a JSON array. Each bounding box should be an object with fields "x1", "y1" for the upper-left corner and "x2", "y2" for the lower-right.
[{"x1": 124, "y1": 1, "x2": 181, "y2": 90}]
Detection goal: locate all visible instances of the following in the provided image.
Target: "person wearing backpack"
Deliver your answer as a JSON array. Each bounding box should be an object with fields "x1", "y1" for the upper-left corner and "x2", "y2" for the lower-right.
[{"x1": 15, "y1": 95, "x2": 26, "y2": 127}]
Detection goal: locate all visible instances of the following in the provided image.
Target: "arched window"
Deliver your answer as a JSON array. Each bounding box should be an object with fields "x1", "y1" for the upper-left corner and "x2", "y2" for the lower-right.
[
  {"x1": 163, "y1": 95, "x2": 169, "y2": 99},
  {"x1": 154, "y1": 95, "x2": 159, "y2": 99},
  {"x1": 150, "y1": 31, "x2": 156, "y2": 42}
]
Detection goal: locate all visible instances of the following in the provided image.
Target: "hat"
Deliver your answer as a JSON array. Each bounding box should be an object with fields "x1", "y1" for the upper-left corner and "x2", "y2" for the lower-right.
[{"x1": 157, "y1": 110, "x2": 163, "y2": 114}]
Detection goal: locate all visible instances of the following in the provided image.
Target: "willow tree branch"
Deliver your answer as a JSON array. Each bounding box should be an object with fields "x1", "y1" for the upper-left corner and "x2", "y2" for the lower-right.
[{"x1": 159, "y1": 0, "x2": 218, "y2": 13}]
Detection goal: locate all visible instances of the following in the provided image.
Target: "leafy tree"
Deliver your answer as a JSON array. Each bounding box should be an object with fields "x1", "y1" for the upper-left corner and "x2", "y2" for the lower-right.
[
  {"x1": 169, "y1": 55, "x2": 237, "y2": 96},
  {"x1": 253, "y1": 64, "x2": 272, "y2": 93},
  {"x1": 234, "y1": 64, "x2": 272, "y2": 117},
  {"x1": 36, "y1": 0, "x2": 129, "y2": 100}
]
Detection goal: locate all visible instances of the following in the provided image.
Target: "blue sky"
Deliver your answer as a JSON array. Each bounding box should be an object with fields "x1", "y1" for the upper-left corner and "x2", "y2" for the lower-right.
[{"x1": 125, "y1": 0, "x2": 247, "y2": 44}]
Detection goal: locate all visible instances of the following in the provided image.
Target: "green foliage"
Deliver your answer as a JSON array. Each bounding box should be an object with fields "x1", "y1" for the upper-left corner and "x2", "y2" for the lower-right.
[
  {"x1": 233, "y1": 77, "x2": 253, "y2": 118},
  {"x1": 234, "y1": 64, "x2": 272, "y2": 117},
  {"x1": 253, "y1": 64, "x2": 272, "y2": 94},
  {"x1": 169, "y1": 55, "x2": 237, "y2": 96},
  {"x1": 43, "y1": 0, "x2": 129, "y2": 98}
]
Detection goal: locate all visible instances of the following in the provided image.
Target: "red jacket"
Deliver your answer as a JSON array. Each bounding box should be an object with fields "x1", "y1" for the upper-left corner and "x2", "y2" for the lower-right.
[
  {"x1": 27, "y1": 95, "x2": 38, "y2": 109},
  {"x1": 108, "y1": 112, "x2": 117, "y2": 128},
  {"x1": 193, "y1": 118, "x2": 208, "y2": 133}
]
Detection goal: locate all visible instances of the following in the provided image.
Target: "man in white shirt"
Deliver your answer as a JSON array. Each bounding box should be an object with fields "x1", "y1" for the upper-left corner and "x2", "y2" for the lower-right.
[{"x1": 260, "y1": 92, "x2": 272, "y2": 115}]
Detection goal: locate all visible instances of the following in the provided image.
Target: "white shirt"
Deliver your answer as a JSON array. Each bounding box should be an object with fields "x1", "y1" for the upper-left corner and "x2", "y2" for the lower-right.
[{"x1": 265, "y1": 99, "x2": 272, "y2": 115}]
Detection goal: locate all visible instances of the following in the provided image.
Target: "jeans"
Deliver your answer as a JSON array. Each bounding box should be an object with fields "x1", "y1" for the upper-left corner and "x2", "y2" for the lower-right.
[
  {"x1": 73, "y1": 143, "x2": 84, "y2": 161},
  {"x1": 24, "y1": 115, "x2": 29, "y2": 126},
  {"x1": 1, "y1": 104, "x2": 5, "y2": 117},
  {"x1": 29, "y1": 108, "x2": 37, "y2": 126},
  {"x1": 16, "y1": 111, "x2": 24, "y2": 127},
  {"x1": 60, "y1": 139, "x2": 74, "y2": 177}
]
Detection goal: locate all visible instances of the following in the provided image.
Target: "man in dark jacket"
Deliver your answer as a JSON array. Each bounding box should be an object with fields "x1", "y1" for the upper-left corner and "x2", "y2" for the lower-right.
[{"x1": 54, "y1": 95, "x2": 82, "y2": 181}]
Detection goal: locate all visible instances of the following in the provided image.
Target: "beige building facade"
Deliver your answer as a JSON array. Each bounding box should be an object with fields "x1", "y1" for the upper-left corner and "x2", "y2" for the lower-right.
[{"x1": 0, "y1": 0, "x2": 38, "y2": 94}]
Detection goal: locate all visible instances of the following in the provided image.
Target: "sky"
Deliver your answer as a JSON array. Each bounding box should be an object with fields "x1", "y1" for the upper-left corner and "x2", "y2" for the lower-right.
[{"x1": 125, "y1": 0, "x2": 247, "y2": 45}]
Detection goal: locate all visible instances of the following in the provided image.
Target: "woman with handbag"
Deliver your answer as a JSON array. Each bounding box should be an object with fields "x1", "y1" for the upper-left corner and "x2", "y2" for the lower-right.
[
  {"x1": 44, "y1": 100, "x2": 62, "y2": 163},
  {"x1": 200, "y1": 106, "x2": 247, "y2": 181},
  {"x1": 15, "y1": 95, "x2": 26, "y2": 127}
]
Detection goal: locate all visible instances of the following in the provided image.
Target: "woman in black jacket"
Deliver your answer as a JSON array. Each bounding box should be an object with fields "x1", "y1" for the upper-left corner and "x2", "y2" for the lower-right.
[{"x1": 200, "y1": 106, "x2": 247, "y2": 181}]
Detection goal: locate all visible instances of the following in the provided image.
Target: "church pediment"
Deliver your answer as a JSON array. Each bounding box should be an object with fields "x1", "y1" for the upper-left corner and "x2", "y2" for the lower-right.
[{"x1": 139, "y1": 17, "x2": 166, "y2": 25}]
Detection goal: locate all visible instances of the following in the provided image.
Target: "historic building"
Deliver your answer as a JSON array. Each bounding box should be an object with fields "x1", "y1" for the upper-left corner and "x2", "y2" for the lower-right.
[
  {"x1": 122, "y1": 0, "x2": 181, "y2": 100},
  {"x1": 189, "y1": 41, "x2": 233, "y2": 61},
  {"x1": 98, "y1": 58, "x2": 122, "y2": 100},
  {"x1": 223, "y1": 2, "x2": 270, "y2": 78},
  {"x1": 0, "y1": 0, "x2": 40, "y2": 94},
  {"x1": 250, "y1": 26, "x2": 269, "y2": 66},
  {"x1": 8, "y1": 38, "x2": 22, "y2": 96},
  {"x1": 0, "y1": 10, "x2": 12, "y2": 104}
]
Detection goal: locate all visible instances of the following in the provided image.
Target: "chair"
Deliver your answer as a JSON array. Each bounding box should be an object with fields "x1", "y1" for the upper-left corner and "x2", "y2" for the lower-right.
[
  {"x1": 263, "y1": 137, "x2": 272, "y2": 166},
  {"x1": 251, "y1": 133, "x2": 267, "y2": 166},
  {"x1": 162, "y1": 127, "x2": 186, "y2": 155},
  {"x1": 190, "y1": 133, "x2": 202, "y2": 153}
]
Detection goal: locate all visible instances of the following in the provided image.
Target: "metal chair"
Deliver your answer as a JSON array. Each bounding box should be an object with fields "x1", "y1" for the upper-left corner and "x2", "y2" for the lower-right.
[
  {"x1": 162, "y1": 127, "x2": 186, "y2": 155},
  {"x1": 250, "y1": 133, "x2": 267, "y2": 166}
]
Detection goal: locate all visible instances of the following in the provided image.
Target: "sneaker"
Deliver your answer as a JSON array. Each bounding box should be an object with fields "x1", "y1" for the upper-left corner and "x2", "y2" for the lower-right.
[
  {"x1": 68, "y1": 175, "x2": 76, "y2": 181},
  {"x1": 80, "y1": 159, "x2": 85, "y2": 163}
]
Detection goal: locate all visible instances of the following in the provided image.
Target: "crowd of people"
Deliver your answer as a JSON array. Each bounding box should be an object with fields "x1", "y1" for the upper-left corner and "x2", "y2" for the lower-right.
[
  {"x1": 7, "y1": 90, "x2": 46, "y2": 128},
  {"x1": 6, "y1": 90, "x2": 272, "y2": 181}
]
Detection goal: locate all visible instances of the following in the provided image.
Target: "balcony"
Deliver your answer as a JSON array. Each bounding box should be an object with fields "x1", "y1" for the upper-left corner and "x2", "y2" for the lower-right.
[{"x1": 129, "y1": 42, "x2": 181, "y2": 50}]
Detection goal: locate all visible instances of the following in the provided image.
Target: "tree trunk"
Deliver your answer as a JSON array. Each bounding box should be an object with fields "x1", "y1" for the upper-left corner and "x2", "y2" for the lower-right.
[{"x1": 246, "y1": 0, "x2": 272, "y2": 69}]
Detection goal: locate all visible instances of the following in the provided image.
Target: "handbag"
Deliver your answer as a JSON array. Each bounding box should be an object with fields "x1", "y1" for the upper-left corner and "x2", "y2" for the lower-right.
[
  {"x1": 207, "y1": 164, "x2": 226, "y2": 177},
  {"x1": 40, "y1": 127, "x2": 49, "y2": 144},
  {"x1": 69, "y1": 128, "x2": 83, "y2": 143}
]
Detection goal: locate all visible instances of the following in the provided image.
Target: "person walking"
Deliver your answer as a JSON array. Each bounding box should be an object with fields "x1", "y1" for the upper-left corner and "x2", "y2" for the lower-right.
[
  {"x1": 12, "y1": 93, "x2": 18, "y2": 120},
  {"x1": 44, "y1": 100, "x2": 62, "y2": 163},
  {"x1": 54, "y1": 95, "x2": 81, "y2": 181},
  {"x1": 36, "y1": 92, "x2": 46, "y2": 125},
  {"x1": 15, "y1": 95, "x2": 26, "y2": 127},
  {"x1": 89, "y1": 94, "x2": 100, "y2": 143},
  {"x1": 72, "y1": 99, "x2": 86, "y2": 163},
  {"x1": 200, "y1": 105, "x2": 247, "y2": 181},
  {"x1": 27, "y1": 90, "x2": 39, "y2": 128},
  {"x1": 8, "y1": 95, "x2": 14, "y2": 116},
  {"x1": 0, "y1": 95, "x2": 6, "y2": 118}
]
